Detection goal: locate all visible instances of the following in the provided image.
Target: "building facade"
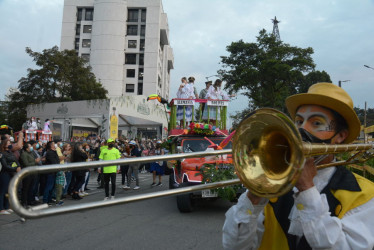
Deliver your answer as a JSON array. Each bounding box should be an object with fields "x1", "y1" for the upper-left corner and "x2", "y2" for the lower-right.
[{"x1": 60, "y1": 0, "x2": 174, "y2": 99}]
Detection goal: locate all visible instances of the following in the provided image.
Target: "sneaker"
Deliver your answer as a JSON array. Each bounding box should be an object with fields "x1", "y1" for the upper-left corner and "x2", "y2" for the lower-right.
[
  {"x1": 35, "y1": 196, "x2": 39, "y2": 201},
  {"x1": 56, "y1": 201, "x2": 64, "y2": 206},
  {"x1": 133, "y1": 186, "x2": 140, "y2": 190},
  {"x1": 104, "y1": 197, "x2": 109, "y2": 201},
  {"x1": 82, "y1": 191, "x2": 89, "y2": 195},
  {"x1": 122, "y1": 186, "x2": 130, "y2": 190},
  {"x1": 78, "y1": 192, "x2": 86, "y2": 197},
  {"x1": 151, "y1": 183, "x2": 157, "y2": 187},
  {"x1": 111, "y1": 196, "x2": 115, "y2": 200},
  {"x1": 156, "y1": 183, "x2": 163, "y2": 187},
  {"x1": 7, "y1": 209, "x2": 14, "y2": 213},
  {"x1": 0, "y1": 210, "x2": 11, "y2": 215}
]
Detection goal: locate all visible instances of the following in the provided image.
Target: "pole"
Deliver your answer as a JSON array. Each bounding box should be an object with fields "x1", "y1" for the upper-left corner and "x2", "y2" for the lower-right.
[
  {"x1": 338, "y1": 81, "x2": 341, "y2": 87},
  {"x1": 364, "y1": 101, "x2": 367, "y2": 143}
]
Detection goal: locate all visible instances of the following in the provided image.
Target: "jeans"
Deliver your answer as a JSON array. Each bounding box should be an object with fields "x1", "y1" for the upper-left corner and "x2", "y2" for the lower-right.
[
  {"x1": 72, "y1": 175, "x2": 85, "y2": 193},
  {"x1": 127, "y1": 164, "x2": 140, "y2": 187},
  {"x1": 43, "y1": 174, "x2": 55, "y2": 203},
  {"x1": 82, "y1": 171, "x2": 90, "y2": 191},
  {"x1": 21, "y1": 175, "x2": 35, "y2": 206},
  {"x1": 120, "y1": 165, "x2": 129, "y2": 185},
  {"x1": 63, "y1": 171, "x2": 72, "y2": 195},
  {"x1": 32, "y1": 174, "x2": 40, "y2": 198},
  {"x1": 103, "y1": 173, "x2": 116, "y2": 197},
  {"x1": 0, "y1": 172, "x2": 11, "y2": 210}
]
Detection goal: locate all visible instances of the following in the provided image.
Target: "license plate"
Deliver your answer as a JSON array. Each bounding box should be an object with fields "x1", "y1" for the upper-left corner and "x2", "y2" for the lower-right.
[{"x1": 202, "y1": 189, "x2": 218, "y2": 198}]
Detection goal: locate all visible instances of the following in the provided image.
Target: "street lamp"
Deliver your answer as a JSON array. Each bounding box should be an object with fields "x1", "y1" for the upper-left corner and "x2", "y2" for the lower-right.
[
  {"x1": 205, "y1": 75, "x2": 220, "y2": 81},
  {"x1": 338, "y1": 80, "x2": 350, "y2": 87},
  {"x1": 364, "y1": 65, "x2": 374, "y2": 70},
  {"x1": 363, "y1": 65, "x2": 374, "y2": 143}
]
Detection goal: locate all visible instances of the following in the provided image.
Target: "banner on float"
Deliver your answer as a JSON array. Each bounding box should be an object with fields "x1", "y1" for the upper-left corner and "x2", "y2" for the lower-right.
[
  {"x1": 175, "y1": 99, "x2": 195, "y2": 106},
  {"x1": 207, "y1": 100, "x2": 228, "y2": 106}
]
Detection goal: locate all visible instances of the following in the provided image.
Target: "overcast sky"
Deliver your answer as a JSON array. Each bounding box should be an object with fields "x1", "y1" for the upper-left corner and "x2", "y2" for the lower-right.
[{"x1": 1, "y1": 0, "x2": 374, "y2": 124}]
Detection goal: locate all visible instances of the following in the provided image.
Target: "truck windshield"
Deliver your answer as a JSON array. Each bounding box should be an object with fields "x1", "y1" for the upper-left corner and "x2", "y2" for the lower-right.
[{"x1": 182, "y1": 138, "x2": 232, "y2": 153}]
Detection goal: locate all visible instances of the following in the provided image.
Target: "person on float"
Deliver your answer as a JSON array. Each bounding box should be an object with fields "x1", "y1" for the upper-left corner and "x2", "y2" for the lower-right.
[
  {"x1": 202, "y1": 79, "x2": 235, "y2": 125},
  {"x1": 176, "y1": 76, "x2": 195, "y2": 127}
]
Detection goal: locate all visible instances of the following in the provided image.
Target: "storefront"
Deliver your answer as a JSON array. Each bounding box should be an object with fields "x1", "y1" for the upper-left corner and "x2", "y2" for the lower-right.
[{"x1": 27, "y1": 96, "x2": 168, "y2": 141}]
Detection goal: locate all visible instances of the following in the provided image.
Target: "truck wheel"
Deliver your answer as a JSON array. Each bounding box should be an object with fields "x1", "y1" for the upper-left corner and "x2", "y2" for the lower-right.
[{"x1": 177, "y1": 193, "x2": 193, "y2": 213}]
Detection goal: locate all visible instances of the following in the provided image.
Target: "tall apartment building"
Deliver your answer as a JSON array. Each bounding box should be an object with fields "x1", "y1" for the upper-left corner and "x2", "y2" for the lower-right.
[{"x1": 60, "y1": 0, "x2": 174, "y2": 99}]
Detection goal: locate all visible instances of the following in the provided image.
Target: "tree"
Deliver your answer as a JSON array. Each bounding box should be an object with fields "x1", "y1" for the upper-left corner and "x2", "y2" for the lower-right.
[
  {"x1": 355, "y1": 107, "x2": 374, "y2": 127},
  {"x1": 7, "y1": 46, "x2": 108, "y2": 130},
  {"x1": 218, "y1": 29, "x2": 331, "y2": 127}
]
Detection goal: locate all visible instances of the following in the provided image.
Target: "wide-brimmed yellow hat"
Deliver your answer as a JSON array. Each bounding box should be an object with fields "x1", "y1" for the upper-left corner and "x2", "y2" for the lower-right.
[{"x1": 285, "y1": 82, "x2": 360, "y2": 143}]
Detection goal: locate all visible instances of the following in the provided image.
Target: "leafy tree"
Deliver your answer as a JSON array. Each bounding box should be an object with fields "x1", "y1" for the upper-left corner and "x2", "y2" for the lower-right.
[
  {"x1": 355, "y1": 107, "x2": 374, "y2": 127},
  {"x1": 7, "y1": 46, "x2": 108, "y2": 130},
  {"x1": 218, "y1": 29, "x2": 332, "y2": 127},
  {"x1": 295, "y1": 70, "x2": 331, "y2": 94}
]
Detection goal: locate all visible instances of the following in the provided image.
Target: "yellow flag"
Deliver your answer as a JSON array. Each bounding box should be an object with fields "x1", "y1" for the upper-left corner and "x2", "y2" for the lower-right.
[{"x1": 110, "y1": 113, "x2": 118, "y2": 140}]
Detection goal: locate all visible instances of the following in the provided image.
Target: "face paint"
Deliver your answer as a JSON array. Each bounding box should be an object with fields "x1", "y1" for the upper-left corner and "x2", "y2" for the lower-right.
[{"x1": 295, "y1": 105, "x2": 338, "y2": 142}]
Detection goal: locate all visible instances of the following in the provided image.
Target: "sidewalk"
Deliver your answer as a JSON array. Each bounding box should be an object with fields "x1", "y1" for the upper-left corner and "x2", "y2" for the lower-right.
[{"x1": 0, "y1": 171, "x2": 168, "y2": 226}]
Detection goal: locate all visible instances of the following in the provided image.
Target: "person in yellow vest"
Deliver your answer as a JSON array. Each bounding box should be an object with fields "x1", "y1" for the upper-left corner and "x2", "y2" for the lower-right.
[
  {"x1": 223, "y1": 83, "x2": 374, "y2": 249},
  {"x1": 98, "y1": 138, "x2": 122, "y2": 200}
]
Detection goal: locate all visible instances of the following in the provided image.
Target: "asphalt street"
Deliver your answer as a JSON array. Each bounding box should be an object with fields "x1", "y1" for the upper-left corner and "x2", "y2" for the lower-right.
[{"x1": 0, "y1": 172, "x2": 234, "y2": 250}]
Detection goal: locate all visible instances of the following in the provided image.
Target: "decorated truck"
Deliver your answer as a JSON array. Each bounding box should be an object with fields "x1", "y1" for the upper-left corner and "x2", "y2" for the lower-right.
[{"x1": 166, "y1": 98, "x2": 241, "y2": 212}]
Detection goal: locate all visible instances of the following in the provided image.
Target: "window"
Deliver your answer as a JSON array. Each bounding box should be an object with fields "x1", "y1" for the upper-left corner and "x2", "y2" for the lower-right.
[
  {"x1": 76, "y1": 24, "x2": 81, "y2": 35},
  {"x1": 138, "y1": 68, "x2": 144, "y2": 79},
  {"x1": 81, "y1": 54, "x2": 90, "y2": 62},
  {"x1": 85, "y1": 8, "x2": 94, "y2": 21},
  {"x1": 75, "y1": 38, "x2": 80, "y2": 50},
  {"x1": 127, "y1": 25, "x2": 138, "y2": 36},
  {"x1": 141, "y1": 9, "x2": 146, "y2": 22},
  {"x1": 77, "y1": 8, "x2": 83, "y2": 21},
  {"x1": 83, "y1": 25, "x2": 92, "y2": 33},
  {"x1": 126, "y1": 84, "x2": 135, "y2": 93},
  {"x1": 139, "y1": 54, "x2": 144, "y2": 65},
  {"x1": 128, "y1": 9, "x2": 138, "y2": 22},
  {"x1": 82, "y1": 39, "x2": 91, "y2": 48},
  {"x1": 125, "y1": 54, "x2": 136, "y2": 64},
  {"x1": 140, "y1": 25, "x2": 146, "y2": 36},
  {"x1": 127, "y1": 69, "x2": 135, "y2": 78},
  {"x1": 128, "y1": 40, "x2": 137, "y2": 48},
  {"x1": 140, "y1": 39, "x2": 145, "y2": 51},
  {"x1": 138, "y1": 82, "x2": 143, "y2": 95}
]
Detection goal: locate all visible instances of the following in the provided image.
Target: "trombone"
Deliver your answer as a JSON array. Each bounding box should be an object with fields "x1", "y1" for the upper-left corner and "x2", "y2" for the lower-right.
[{"x1": 8, "y1": 108, "x2": 373, "y2": 218}]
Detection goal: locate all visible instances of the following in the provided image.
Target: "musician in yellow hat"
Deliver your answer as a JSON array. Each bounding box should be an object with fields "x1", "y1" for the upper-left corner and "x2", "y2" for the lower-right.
[{"x1": 223, "y1": 82, "x2": 374, "y2": 249}]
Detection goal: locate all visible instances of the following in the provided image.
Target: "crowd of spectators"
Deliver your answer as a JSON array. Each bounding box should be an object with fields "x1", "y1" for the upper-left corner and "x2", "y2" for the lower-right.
[{"x1": 0, "y1": 130, "x2": 170, "y2": 215}]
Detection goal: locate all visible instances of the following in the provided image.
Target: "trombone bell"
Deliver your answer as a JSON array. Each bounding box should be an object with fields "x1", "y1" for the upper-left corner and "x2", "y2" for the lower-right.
[{"x1": 233, "y1": 108, "x2": 305, "y2": 198}]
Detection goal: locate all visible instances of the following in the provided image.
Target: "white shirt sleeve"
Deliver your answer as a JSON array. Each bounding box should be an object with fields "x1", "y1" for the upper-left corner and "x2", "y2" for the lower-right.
[
  {"x1": 205, "y1": 85, "x2": 215, "y2": 99},
  {"x1": 222, "y1": 191, "x2": 268, "y2": 250},
  {"x1": 219, "y1": 88, "x2": 229, "y2": 100},
  {"x1": 293, "y1": 186, "x2": 374, "y2": 249}
]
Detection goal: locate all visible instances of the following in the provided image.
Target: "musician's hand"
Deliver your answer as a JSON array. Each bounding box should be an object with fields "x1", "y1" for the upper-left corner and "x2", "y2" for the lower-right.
[
  {"x1": 295, "y1": 158, "x2": 316, "y2": 192},
  {"x1": 247, "y1": 190, "x2": 262, "y2": 205}
]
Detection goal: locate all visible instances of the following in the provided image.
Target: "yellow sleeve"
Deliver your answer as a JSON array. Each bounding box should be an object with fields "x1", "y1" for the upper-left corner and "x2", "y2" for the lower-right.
[{"x1": 99, "y1": 149, "x2": 105, "y2": 160}]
